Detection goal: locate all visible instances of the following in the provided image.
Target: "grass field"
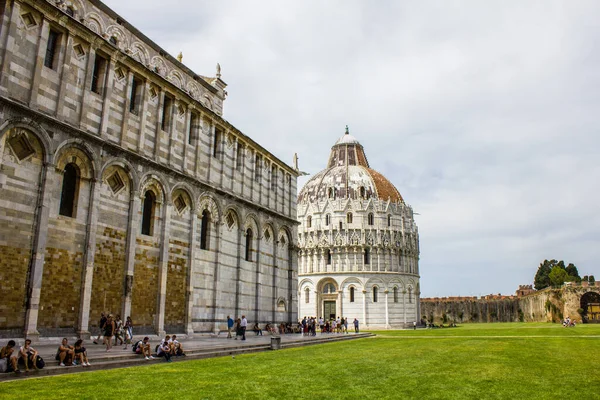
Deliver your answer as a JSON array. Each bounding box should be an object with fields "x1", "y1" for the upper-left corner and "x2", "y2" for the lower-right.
[{"x1": 2, "y1": 323, "x2": 599, "y2": 399}]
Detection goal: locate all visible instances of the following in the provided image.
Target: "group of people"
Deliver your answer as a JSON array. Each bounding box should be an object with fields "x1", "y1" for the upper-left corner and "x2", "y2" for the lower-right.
[
  {"x1": 55, "y1": 338, "x2": 91, "y2": 367},
  {"x1": 563, "y1": 316, "x2": 577, "y2": 327},
  {"x1": 130, "y1": 335, "x2": 186, "y2": 362},
  {"x1": 0, "y1": 339, "x2": 41, "y2": 373},
  {"x1": 93, "y1": 313, "x2": 133, "y2": 352},
  {"x1": 227, "y1": 315, "x2": 248, "y2": 340},
  {"x1": 300, "y1": 316, "x2": 359, "y2": 335}
]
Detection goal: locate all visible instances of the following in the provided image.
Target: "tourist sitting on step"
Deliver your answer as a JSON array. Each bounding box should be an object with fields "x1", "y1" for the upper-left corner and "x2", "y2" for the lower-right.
[
  {"x1": 56, "y1": 338, "x2": 75, "y2": 367},
  {"x1": 156, "y1": 340, "x2": 172, "y2": 362},
  {"x1": 168, "y1": 335, "x2": 185, "y2": 356},
  {"x1": 18, "y1": 339, "x2": 39, "y2": 372},
  {"x1": 0, "y1": 340, "x2": 19, "y2": 373},
  {"x1": 73, "y1": 339, "x2": 91, "y2": 367},
  {"x1": 252, "y1": 323, "x2": 263, "y2": 336},
  {"x1": 133, "y1": 337, "x2": 154, "y2": 360}
]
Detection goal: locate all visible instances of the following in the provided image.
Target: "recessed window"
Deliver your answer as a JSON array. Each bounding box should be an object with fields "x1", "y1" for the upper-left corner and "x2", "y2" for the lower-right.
[
  {"x1": 109, "y1": 36, "x2": 118, "y2": 46},
  {"x1": 254, "y1": 154, "x2": 261, "y2": 182},
  {"x1": 91, "y1": 53, "x2": 107, "y2": 94},
  {"x1": 408, "y1": 287, "x2": 413, "y2": 303},
  {"x1": 114, "y1": 66, "x2": 125, "y2": 81},
  {"x1": 393, "y1": 287, "x2": 399, "y2": 303},
  {"x1": 44, "y1": 29, "x2": 60, "y2": 69},
  {"x1": 325, "y1": 214, "x2": 330, "y2": 226},
  {"x1": 245, "y1": 228, "x2": 253, "y2": 261},
  {"x1": 360, "y1": 186, "x2": 366, "y2": 198},
  {"x1": 388, "y1": 214, "x2": 391, "y2": 227},
  {"x1": 306, "y1": 216, "x2": 312, "y2": 228},
  {"x1": 161, "y1": 94, "x2": 173, "y2": 131},
  {"x1": 106, "y1": 171, "x2": 124, "y2": 195},
  {"x1": 347, "y1": 213, "x2": 353, "y2": 224},
  {"x1": 364, "y1": 248, "x2": 370, "y2": 265},
  {"x1": 129, "y1": 75, "x2": 142, "y2": 114},
  {"x1": 338, "y1": 221, "x2": 342, "y2": 231},
  {"x1": 73, "y1": 43, "x2": 85, "y2": 59},
  {"x1": 373, "y1": 287, "x2": 378, "y2": 303},
  {"x1": 264, "y1": 229, "x2": 271, "y2": 241},
  {"x1": 236, "y1": 144, "x2": 244, "y2": 170},
  {"x1": 271, "y1": 165, "x2": 277, "y2": 190},
  {"x1": 177, "y1": 104, "x2": 185, "y2": 116},
  {"x1": 21, "y1": 13, "x2": 37, "y2": 28},
  {"x1": 305, "y1": 288, "x2": 310, "y2": 304},
  {"x1": 328, "y1": 188, "x2": 334, "y2": 198},
  {"x1": 349, "y1": 287, "x2": 355, "y2": 303},
  {"x1": 188, "y1": 112, "x2": 198, "y2": 144},
  {"x1": 141, "y1": 191, "x2": 155, "y2": 236},
  {"x1": 200, "y1": 210, "x2": 210, "y2": 250},
  {"x1": 149, "y1": 85, "x2": 158, "y2": 99},
  {"x1": 7, "y1": 133, "x2": 35, "y2": 161},
  {"x1": 213, "y1": 128, "x2": 221, "y2": 158},
  {"x1": 323, "y1": 283, "x2": 336, "y2": 294},
  {"x1": 226, "y1": 212, "x2": 235, "y2": 229},
  {"x1": 59, "y1": 163, "x2": 80, "y2": 218},
  {"x1": 368, "y1": 213, "x2": 374, "y2": 226},
  {"x1": 326, "y1": 249, "x2": 331, "y2": 265}
]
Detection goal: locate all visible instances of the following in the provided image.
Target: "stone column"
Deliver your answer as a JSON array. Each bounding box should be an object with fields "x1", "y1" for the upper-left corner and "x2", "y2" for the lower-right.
[
  {"x1": 234, "y1": 227, "x2": 243, "y2": 318},
  {"x1": 24, "y1": 162, "x2": 54, "y2": 339},
  {"x1": 271, "y1": 236, "x2": 278, "y2": 323},
  {"x1": 338, "y1": 290, "x2": 344, "y2": 320},
  {"x1": 253, "y1": 232, "x2": 261, "y2": 323},
  {"x1": 119, "y1": 70, "x2": 134, "y2": 146},
  {"x1": 211, "y1": 220, "x2": 222, "y2": 333},
  {"x1": 121, "y1": 192, "x2": 141, "y2": 322},
  {"x1": 136, "y1": 81, "x2": 149, "y2": 153},
  {"x1": 77, "y1": 178, "x2": 101, "y2": 338},
  {"x1": 0, "y1": 0, "x2": 21, "y2": 96},
  {"x1": 403, "y1": 288, "x2": 407, "y2": 325},
  {"x1": 384, "y1": 289, "x2": 390, "y2": 328},
  {"x1": 153, "y1": 88, "x2": 166, "y2": 158},
  {"x1": 206, "y1": 121, "x2": 214, "y2": 182},
  {"x1": 78, "y1": 47, "x2": 97, "y2": 129},
  {"x1": 287, "y1": 244, "x2": 295, "y2": 323},
  {"x1": 28, "y1": 16, "x2": 50, "y2": 109},
  {"x1": 155, "y1": 201, "x2": 172, "y2": 337},
  {"x1": 98, "y1": 59, "x2": 116, "y2": 138},
  {"x1": 377, "y1": 248, "x2": 381, "y2": 272},
  {"x1": 362, "y1": 290, "x2": 367, "y2": 328},
  {"x1": 185, "y1": 210, "x2": 197, "y2": 336}
]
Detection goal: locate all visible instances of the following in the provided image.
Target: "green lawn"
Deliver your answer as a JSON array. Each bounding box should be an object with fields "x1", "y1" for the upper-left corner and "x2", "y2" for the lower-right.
[{"x1": 2, "y1": 323, "x2": 599, "y2": 399}]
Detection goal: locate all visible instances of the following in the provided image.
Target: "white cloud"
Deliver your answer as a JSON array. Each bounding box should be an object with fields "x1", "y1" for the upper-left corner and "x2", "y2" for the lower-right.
[{"x1": 103, "y1": 0, "x2": 600, "y2": 296}]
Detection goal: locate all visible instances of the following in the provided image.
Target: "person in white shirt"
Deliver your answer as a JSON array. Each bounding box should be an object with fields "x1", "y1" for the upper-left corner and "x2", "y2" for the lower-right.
[{"x1": 240, "y1": 316, "x2": 247, "y2": 341}]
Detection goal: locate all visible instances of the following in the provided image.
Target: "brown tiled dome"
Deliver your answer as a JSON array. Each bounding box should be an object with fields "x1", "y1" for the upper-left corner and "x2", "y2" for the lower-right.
[{"x1": 298, "y1": 129, "x2": 403, "y2": 204}]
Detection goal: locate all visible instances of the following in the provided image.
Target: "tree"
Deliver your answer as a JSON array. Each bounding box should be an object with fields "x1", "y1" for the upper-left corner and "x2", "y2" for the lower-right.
[
  {"x1": 549, "y1": 266, "x2": 569, "y2": 286},
  {"x1": 590, "y1": 275, "x2": 596, "y2": 284},
  {"x1": 534, "y1": 259, "x2": 581, "y2": 289},
  {"x1": 583, "y1": 275, "x2": 589, "y2": 282},
  {"x1": 534, "y1": 260, "x2": 553, "y2": 290},
  {"x1": 565, "y1": 263, "x2": 581, "y2": 282}
]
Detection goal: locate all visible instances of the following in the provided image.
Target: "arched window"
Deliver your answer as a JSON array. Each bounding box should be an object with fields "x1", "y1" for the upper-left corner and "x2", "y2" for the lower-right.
[
  {"x1": 59, "y1": 163, "x2": 80, "y2": 218},
  {"x1": 373, "y1": 286, "x2": 378, "y2": 303},
  {"x1": 368, "y1": 213, "x2": 374, "y2": 225},
  {"x1": 408, "y1": 287, "x2": 413, "y2": 303},
  {"x1": 393, "y1": 287, "x2": 399, "y2": 303},
  {"x1": 305, "y1": 288, "x2": 310, "y2": 304},
  {"x1": 350, "y1": 287, "x2": 355, "y2": 303},
  {"x1": 339, "y1": 221, "x2": 343, "y2": 231},
  {"x1": 360, "y1": 186, "x2": 365, "y2": 198},
  {"x1": 200, "y1": 210, "x2": 210, "y2": 250},
  {"x1": 141, "y1": 190, "x2": 155, "y2": 235},
  {"x1": 326, "y1": 249, "x2": 332, "y2": 265},
  {"x1": 328, "y1": 188, "x2": 334, "y2": 198},
  {"x1": 323, "y1": 283, "x2": 336, "y2": 294},
  {"x1": 245, "y1": 228, "x2": 253, "y2": 261},
  {"x1": 388, "y1": 215, "x2": 392, "y2": 227},
  {"x1": 347, "y1": 213, "x2": 353, "y2": 223},
  {"x1": 307, "y1": 216, "x2": 312, "y2": 228},
  {"x1": 325, "y1": 214, "x2": 330, "y2": 226},
  {"x1": 364, "y1": 248, "x2": 370, "y2": 265}
]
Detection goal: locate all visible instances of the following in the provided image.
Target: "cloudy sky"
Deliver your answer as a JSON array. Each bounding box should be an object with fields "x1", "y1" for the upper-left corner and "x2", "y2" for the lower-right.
[{"x1": 103, "y1": 0, "x2": 600, "y2": 297}]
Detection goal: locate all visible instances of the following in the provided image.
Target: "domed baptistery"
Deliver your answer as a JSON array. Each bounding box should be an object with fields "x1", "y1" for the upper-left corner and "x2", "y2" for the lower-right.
[{"x1": 297, "y1": 127, "x2": 420, "y2": 328}]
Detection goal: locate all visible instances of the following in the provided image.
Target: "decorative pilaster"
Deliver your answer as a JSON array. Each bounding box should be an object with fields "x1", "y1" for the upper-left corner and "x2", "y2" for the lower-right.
[
  {"x1": 121, "y1": 192, "x2": 141, "y2": 321},
  {"x1": 155, "y1": 201, "x2": 172, "y2": 337}
]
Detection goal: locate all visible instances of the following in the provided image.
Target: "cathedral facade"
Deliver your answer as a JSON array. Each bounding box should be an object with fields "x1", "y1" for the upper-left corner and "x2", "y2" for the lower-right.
[
  {"x1": 0, "y1": 0, "x2": 298, "y2": 338},
  {"x1": 297, "y1": 129, "x2": 420, "y2": 328}
]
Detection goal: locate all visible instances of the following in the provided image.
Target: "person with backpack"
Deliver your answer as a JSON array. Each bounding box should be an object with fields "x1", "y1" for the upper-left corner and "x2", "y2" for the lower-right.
[{"x1": 133, "y1": 337, "x2": 153, "y2": 360}]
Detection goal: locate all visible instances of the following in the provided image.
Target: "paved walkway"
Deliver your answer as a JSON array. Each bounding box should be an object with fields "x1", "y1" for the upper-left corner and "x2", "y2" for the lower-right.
[{"x1": 0, "y1": 331, "x2": 372, "y2": 381}]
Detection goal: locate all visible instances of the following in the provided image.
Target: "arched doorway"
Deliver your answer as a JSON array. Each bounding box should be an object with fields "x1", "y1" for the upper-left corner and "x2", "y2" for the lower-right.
[
  {"x1": 318, "y1": 280, "x2": 338, "y2": 320},
  {"x1": 580, "y1": 292, "x2": 600, "y2": 323}
]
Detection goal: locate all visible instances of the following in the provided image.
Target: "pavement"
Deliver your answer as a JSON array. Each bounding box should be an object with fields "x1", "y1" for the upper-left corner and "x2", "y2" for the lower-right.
[{"x1": 0, "y1": 331, "x2": 373, "y2": 381}]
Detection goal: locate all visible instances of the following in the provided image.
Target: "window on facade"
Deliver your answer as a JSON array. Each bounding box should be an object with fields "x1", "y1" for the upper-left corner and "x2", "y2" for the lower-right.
[
  {"x1": 254, "y1": 154, "x2": 261, "y2": 182},
  {"x1": 360, "y1": 186, "x2": 366, "y2": 198},
  {"x1": 328, "y1": 188, "x2": 334, "y2": 198},
  {"x1": 236, "y1": 144, "x2": 244, "y2": 170},
  {"x1": 141, "y1": 190, "x2": 155, "y2": 235},
  {"x1": 368, "y1": 213, "x2": 374, "y2": 226},
  {"x1": 161, "y1": 94, "x2": 173, "y2": 131},
  {"x1": 339, "y1": 221, "x2": 342, "y2": 231},
  {"x1": 373, "y1": 287, "x2": 378, "y2": 303},
  {"x1": 245, "y1": 228, "x2": 253, "y2": 261},
  {"x1": 271, "y1": 165, "x2": 277, "y2": 190},
  {"x1": 305, "y1": 288, "x2": 310, "y2": 304},
  {"x1": 213, "y1": 128, "x2": 221, "y2": 158},
  {"x1": 188, "y1": 112, "x2": 199, "y2": 145},
  {"x1": 91, "y1": 53, "x2": 107, "y2": 94},
  {"x1": 408, "y1": 287, "x2": 413, "y2": 303},
  {"x1": 364, "y1": 248, "x2": 370, "y2": 265},
  {"x1": 393, "y1": 287, "x2": 399, "y2": 303},
  {"x1": 65, "y1": 6, "x2": 74, "y2": 17},
  {"x1": 350, "y1": 287, "x2": 355, "y2": 302},
  {"x1": 59, "y1": 163, "x2": 80, "y2": 217},
  {"x1": 200, "y1": 210, "x2": 210, "y2": 250},
  {"x1": 129, "y1": 75, "x2": 142, "y2": 114},
  {"x1": 306, "y1": 216, "x2": 312, "y2": 228},
  {"x1": 325, "y1": 214, "x2": 330, "y2": 226},
  {"x1": 45, "y1": 29, "x2": 60, "y2": 70},
  {"x1": 323, "y1": 283, "x2": 336, "y2": 294},
  {"x1": 109, "y1": 36, "x2": 118, "y2": 46},
  {"x1": 326, "y1": 249, "x2": 331, "y2": 265},
  {"x1": 388, "y1": 215, "x2": 391, "y2": 227},
  {"x1": 347, "y1": 213, "x2": 353, "y2": 223}
]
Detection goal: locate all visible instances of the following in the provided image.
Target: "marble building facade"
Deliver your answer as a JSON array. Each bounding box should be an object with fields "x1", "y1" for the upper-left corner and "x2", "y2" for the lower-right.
[
  {"x1": 0, "y1": 0, "x2": 298, "y2": 338},
  {"x1": 297, "y1": 129, "x2": 420, "y2": 328}
]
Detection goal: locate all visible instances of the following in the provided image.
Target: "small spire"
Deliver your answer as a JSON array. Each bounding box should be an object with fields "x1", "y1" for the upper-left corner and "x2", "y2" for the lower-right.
[
  {"x1": 176, "y1": 52, "x2": 183, "y2": 63},
  {"x1": 345, "y1": 125, "x2": 349, "y2": 135}
]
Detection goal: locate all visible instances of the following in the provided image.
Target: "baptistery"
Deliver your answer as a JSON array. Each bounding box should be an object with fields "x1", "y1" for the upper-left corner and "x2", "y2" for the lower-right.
[{"x1": 297, "y1": 128, "x2": 420, "y2": 328}]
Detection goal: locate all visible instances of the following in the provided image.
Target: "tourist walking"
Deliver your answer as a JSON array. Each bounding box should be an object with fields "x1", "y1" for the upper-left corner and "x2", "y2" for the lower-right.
[
  {"x1": 114, "y1": 315, "x2": 124, "y2": 346},
  {"x1": 227, "y1": 315, "x2": 234, "y2": 339},
  {"x1": 123, "y1": 316, "x2": 133, "y2": 349},
  {"x1": 104, "y1": 314, "x2": 115, "y2": 352},
  {"x1": 93, "y1": 312, "x2": 107, "y2": 345},
  {"x1": 240, "y1": 315, "x2": 247, "y2": 340},
  {"x1": 353, "y1": 318, "x2": 359, "y2": 333}
]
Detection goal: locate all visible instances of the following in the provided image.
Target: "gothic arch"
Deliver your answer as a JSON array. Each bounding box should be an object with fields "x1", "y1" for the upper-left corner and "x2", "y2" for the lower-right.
[
  {"x1": 139, "y1": 174, "x2": 167, "y2": 204},
  {"x1": 197, "y1": 194, "x2": 221, "y2": 223},
  {"x1": 243, "y1": 214, "x2": 259, "y2": 234},
  {"x1": 0, "y1": 118, "x2": 53, "y2": 164},
  {"x1": 85, "y1": 12, "x2": 106, "y2": 35},
  {"x1": 54, "y1": 140, "x2": 98, "y2": 180}
]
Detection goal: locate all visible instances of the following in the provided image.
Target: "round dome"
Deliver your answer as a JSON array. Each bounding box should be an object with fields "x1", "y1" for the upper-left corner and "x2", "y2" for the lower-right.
[{"x1": 298, "y1": 128, "x2": 403, "y2": 204}]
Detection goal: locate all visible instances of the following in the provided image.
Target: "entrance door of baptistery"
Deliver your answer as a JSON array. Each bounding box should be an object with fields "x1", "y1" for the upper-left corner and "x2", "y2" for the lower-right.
[{"x1": 324, "y1": 301, "x2": 336, "y2": 320}]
